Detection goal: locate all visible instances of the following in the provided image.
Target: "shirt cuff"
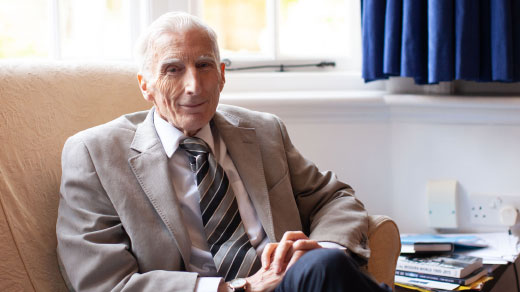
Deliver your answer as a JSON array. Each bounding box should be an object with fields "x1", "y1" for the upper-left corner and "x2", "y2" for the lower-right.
[
  {"x1": 318, "y1": 241, "x2": 347, "y2": 250},
  {"x1": 195, "y1": 277, "x2": 223, "y2": 292}
]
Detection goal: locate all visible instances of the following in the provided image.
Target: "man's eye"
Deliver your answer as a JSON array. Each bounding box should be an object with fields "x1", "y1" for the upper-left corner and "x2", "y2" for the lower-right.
[
  {"x1": 167, "y1": 67, "x2": 180, "y2": 73},
  {"x1": 198, "y1": 62, "x2": 211, "y2": 69}
]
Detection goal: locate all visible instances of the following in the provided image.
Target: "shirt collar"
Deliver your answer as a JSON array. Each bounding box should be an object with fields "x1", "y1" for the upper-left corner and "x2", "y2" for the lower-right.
[{"x1": 153, "y1": 109, "x2": 214, "y2": 158}]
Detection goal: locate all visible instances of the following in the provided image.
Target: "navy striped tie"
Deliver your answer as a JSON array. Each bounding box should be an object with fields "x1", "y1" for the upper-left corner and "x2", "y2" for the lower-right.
[{"x1": 180, "y1": 137, "x2": 261, "y2": 281}]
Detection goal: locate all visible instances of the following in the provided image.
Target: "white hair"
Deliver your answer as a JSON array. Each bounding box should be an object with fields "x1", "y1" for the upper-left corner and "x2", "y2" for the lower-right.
[{"x1": 134, "y1": 12, "x2": 220, "y2": 78}]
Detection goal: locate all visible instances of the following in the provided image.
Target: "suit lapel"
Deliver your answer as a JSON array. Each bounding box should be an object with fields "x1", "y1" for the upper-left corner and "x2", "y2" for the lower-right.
[
  {"x1": 128, "y1": 109, "x2": 191, "y2": 265},
  {"x1": 213, "y1": 110, "x2": 276, "y2": 241}
]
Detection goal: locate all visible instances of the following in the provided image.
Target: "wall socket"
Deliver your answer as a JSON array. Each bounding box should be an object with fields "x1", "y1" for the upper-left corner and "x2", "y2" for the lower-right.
[{"x1": 469, "y1": 193, "x2": 520, "y2": 226}]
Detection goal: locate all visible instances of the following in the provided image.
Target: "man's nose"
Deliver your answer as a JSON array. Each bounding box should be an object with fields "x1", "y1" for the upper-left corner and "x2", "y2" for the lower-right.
[{"x1": 184, "y1": 67, "x2": 201, "y2": 95}]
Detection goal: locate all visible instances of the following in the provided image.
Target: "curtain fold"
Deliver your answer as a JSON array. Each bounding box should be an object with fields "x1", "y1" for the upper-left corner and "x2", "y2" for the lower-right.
[{"x1": 362, "y1": 0, "x2": 520, "y2": 84}]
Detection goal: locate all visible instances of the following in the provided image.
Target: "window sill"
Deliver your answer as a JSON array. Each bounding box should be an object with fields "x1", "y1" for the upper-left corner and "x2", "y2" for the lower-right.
[
  {"x1": 220, "y1": 90, "x2": 387, "y2": 122},
  {"x1": 386, "y1": 94, "x2": 520, "y2": 125},
  {"x1": 222, "y1": 70, "x2": 385, "y2": 92},
  {"x1": 220, "y1": 91, "x2": 520, "y2": 125}
]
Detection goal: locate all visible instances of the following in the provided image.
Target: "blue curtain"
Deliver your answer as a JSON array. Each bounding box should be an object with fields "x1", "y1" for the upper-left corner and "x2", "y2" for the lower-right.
[{"x1": 362, "y1": 0, "x2": 520, "y2": 84}]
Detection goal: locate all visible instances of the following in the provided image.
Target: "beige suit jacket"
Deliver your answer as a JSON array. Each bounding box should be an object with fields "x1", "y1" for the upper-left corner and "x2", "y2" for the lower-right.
[{"x1": 56, "y1": 104, "x2": 369, "y2": 292}]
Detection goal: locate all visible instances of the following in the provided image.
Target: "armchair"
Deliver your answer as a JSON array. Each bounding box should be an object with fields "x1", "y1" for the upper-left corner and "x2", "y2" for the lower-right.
[{"x1": 0, "y1": 61, "x2": 400, "y2": 291}]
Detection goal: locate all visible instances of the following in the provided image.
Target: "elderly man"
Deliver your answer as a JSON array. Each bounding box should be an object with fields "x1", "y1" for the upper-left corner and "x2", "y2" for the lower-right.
[{"x1": 57, "y1": 12, "x2": 390, "y2": 292}]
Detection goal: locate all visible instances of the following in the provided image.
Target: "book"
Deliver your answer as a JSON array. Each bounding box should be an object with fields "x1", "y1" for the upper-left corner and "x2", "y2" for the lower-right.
[
  {"x1": 396, "y1": 254, "x2": 483, "y2": 278},
  {"x1": 401, "y1": 234, "x2": 488, "y2": 248},
  {"x1": 395, "y1": 275, "x2": 460, "y2": 291},
  {"x1": 395, "y1": 266, "x2": 488, "y2": 285},
  {"x1": 401, "y1": 242, "x2": 454, "y2": 254}
]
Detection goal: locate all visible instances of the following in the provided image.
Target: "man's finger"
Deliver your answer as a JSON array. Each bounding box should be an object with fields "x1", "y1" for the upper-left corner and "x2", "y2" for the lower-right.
[
  {"x1": 272, "y1": 240, "x2": 293, "y2": 274},
  {"x1": 293, "y1": 239, "x2": 322, "y2": 251},
  {"x1": 281, "y1": 231, "x2": 308, "y2": 242},
  {"x1": 286, "y1": 250, "x2": 306, "y2": 270},
  {"x1": 261, "y1": 243, "x2": 278, "y2": 270},
  {"x1": 284, "y1": 243, "x2": 294, "y2": 264}
]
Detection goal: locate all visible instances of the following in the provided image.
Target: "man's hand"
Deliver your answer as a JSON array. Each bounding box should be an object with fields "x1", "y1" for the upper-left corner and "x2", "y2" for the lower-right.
[
  {"x1": 243, "y1": 231, "x2": 322, "y2": 292},
  {"x1": 263, "y1": 231, "x2": 322, "y2": 273},
  {"x1": 245, "y1": 260, "x2": 285, "y2": 292}
]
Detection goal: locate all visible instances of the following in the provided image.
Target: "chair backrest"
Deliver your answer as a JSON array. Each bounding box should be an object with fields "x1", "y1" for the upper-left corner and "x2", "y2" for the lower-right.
[{"x1": 0, "y1": 61, "x2": 149, "y2": 291}]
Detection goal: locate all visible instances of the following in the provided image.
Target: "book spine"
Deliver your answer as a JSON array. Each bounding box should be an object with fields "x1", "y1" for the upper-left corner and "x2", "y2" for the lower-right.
[
  {"x1": 396, "y1": 261, "x2": 462, "y2": 278},
  {"x1": 395, "y1": 270, "x2": 465, "y2": 285}
]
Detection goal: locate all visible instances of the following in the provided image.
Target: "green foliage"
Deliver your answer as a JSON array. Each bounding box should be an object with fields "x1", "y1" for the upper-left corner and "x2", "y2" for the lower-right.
[
  {"x1": 106, "y1": 0, "x2": 122, "y2": 12},
  {"x1": 0, "y1": 34, "x2": 46, "y2": 58}
]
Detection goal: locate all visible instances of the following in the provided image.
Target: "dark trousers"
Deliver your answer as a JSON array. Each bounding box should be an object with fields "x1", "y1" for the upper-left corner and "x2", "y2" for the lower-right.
[{"x1": 275, "y1": 248, "x2": 393, "y2": 292}]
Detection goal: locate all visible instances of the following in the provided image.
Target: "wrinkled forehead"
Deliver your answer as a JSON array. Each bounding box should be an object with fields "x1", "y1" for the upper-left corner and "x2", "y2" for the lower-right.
[{"x1": 152, "y1": 28, "x2": 218, "y2": 63}]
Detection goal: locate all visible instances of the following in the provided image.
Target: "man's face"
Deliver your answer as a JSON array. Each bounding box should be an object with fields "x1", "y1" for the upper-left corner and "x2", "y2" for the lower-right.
[{"x1": 138, "y1": 28, "x2": 225, "y2": 136}]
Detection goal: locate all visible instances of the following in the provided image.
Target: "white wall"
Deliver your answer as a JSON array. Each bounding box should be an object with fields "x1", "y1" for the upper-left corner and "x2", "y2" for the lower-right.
[
  {"x1": 222, "y1": 91, "x2": 520, "y2": 234},
  {"x1": 391, "y1": 122, "x2": 520, "y2": 233},
  {"x1": 287, "y1": 122, "x2": 392, "y2": 217}
]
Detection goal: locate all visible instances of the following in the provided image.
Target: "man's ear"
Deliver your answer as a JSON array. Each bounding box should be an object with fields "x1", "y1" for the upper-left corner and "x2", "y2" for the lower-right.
[
  {"x1": 219, "y1": 62, "x2": 226, "y2": 92},
  {"x1": 137, "y1": 73, "x2": 154, "y2": 102}
]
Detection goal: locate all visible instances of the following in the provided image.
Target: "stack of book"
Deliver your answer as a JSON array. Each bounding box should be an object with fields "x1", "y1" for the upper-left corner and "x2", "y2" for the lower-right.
[
  {"x1": 396, "y1": 254, "x2": 486, "y2": 287},
  {"x1": 395, "y1": 234, "x2": 492, "y2": 290}
]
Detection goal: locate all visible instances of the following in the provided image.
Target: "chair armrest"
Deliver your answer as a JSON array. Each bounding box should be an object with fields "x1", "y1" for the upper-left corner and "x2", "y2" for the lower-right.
[{"x1": 367, "y1": 215, "x2": 401, "y2": 288}]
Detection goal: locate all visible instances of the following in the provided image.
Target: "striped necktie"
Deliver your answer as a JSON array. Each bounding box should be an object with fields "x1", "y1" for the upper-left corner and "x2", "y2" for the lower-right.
[{"x1": 180, "y1": 137, "x2": 261, "y2": 281}]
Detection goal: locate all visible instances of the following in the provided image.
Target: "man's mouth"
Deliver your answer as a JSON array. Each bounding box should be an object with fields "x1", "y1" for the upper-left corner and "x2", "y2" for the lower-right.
[{"x1": 180, "y1": 101, "x2": 207, "y2": 111}]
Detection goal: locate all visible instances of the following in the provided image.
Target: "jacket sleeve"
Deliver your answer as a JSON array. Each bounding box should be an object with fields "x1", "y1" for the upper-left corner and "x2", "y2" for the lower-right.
[
  {"x1": 275, "y1": 116, "x2": 370, "y2": 260},
  {"x1": 56, "y1": 135, "x2": 198, "y2": 292}
]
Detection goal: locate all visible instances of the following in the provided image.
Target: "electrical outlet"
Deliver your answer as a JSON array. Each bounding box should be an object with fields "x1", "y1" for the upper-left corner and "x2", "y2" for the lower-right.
[{"x1": 469, "y1": 193, "x2": 520, "y2": 226}]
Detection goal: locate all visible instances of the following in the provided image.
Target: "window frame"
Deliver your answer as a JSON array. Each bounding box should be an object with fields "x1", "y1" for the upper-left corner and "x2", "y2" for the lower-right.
[
  {"x1": 148, "y1": 0, "x2": 366, "y2": 92},
  {"x1": 40, "y1": 0, "x2": 371, "y2": 92},
  {"x1": 47, "y1": 0, "x2": 147, "y2": 60}
]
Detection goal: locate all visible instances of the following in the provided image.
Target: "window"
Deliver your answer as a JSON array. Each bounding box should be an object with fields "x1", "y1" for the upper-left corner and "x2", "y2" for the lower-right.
[
  {"x1": 197, "y1": 0, "x2": 362, "y2": 71},
  {"x1": 0, "y1": 0, "x2": 143, "y2": 60},
  {"x1": 57, "y1": 0, "x2": 134, "y2": 60},
  {"x1": 0, "y1": 0, "x2": 50, "y2": 58},
  {"x1": 1, "y1": 0, "x2": 360, "y2": 70},
  {"x1": 200, "y1": 0, "x2": 361, "y2": 70},
  {"x1": 1, "y1": 0, "x2": 372, "y2": 91}
]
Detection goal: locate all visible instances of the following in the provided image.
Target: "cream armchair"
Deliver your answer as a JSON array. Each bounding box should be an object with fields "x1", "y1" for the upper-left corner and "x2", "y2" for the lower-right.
[{"x1": 0, "y1": 61, "x2": 400, "y2": 291}]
